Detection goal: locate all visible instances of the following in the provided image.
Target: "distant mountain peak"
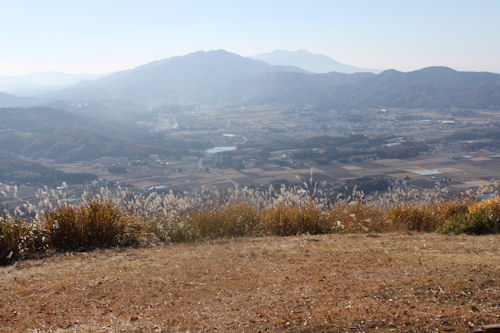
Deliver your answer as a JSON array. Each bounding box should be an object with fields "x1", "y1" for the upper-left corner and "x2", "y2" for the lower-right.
[
  {"x1": 0, "y1": 71, "x2": 107, "y2": 96},
  {"x1": 46, "y1": 50, "x2": 500, "y2": 113},
  {"x1": 57, "y1": 49, "x2": 307, "y2": 104},
  {"x1": 251, "y1": 49, "x2": 380, "y2": 74}
]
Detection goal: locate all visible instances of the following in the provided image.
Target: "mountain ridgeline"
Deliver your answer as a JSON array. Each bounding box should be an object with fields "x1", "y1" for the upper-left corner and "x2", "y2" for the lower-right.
[
  {"x1": 1, "y1": 50, "x2": 500, "y2": 112},
  {"x1": 56, "y1": 50, "x2": 306, "y2": 105},
  {"x1": 0, "y1": 91, "x2": 37, "y2": 108},
  {"x1": 251, "y1": 49, "x2": 379, "y2": 74},
  {"x1": 0, "y1": 72, "x2": 107, "y2": 96},
  {"x1": 55, "y1": 50, "x2": 500, "y2": 111}
]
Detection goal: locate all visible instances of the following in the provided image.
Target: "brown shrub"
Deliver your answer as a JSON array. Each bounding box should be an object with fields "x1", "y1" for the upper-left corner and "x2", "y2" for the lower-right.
[
  {"x1": 327, "y1": 203, "x2": 389, "y2": 233},
  {"x1": 44, "y1": 201, "x2": 138, "y2": 251},
  {"x1": 434, "y1": 200, "x2": 471, "y2": 220},
  {"x1": 187, "y1": 203, "x2": 264, "y2": 240},
  {"x1": 0, "y1": 214, "x2": 25, "y2": 265},
  {"x1": 261, "y1": 203, "x2": 328, "y2": 236},
  {"x1": 0, "y1": 204, "x2": 46, "y2": 265},
  {"x1": 388, "y1": 205, "x2": 439, "y2": 232},
  {"x1": 149, "y1": 203, "x2": 264, "y2": 242}
]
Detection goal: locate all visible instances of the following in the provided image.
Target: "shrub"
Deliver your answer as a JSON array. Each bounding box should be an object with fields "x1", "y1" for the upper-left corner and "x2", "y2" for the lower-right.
[
  {"x1": 389, "y1": 205, "x2": 439, "y2": 232},
  {"x1": 327, "y1": 203, "x2": 389, "y2": 233},
  {"x1": 149, "y1": 203, "x2": 264, "y2": 242},
  {"x1": 44, "y1": 201, "x2": 138, "y2": 251},
  {"x1": 261, "y1": 203, "x2": 328, "y2": 236},
  {"x1": 0, "y1": 214, "x2": 26, "y2": 265},
  {"x1": 435, "y1": 200, "x2": 470, "y2": 220},
  {"x1": 189, "y1": 203, "x2": 264, "y2": 239},
  {"x1": 440, "y1": 198, "x2": 500, "y2": 234},
  {"x1": 147, "y1": 215, "x2": 192, "y2": 243},
  {"x1": 1, "y1": 205, "x2": 46, "y2": 265}
]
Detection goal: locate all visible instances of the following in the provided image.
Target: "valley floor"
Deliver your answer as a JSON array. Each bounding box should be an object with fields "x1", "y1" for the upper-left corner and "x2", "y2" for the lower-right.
[{"x1": 1, "y1": 233, "x2": 499, "y2": 332}]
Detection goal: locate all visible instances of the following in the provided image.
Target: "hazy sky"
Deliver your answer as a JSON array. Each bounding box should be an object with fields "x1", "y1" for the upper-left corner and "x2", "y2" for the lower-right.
[{"x1": 1, "y1": 0, "x2": 499, "y2": 75}]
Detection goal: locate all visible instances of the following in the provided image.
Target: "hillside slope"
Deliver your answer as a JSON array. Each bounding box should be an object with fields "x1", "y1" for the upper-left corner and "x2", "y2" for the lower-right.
[
  {"x1": 0, "y1": 150, "x2": 96, "y2": 185},
  {"x1": 0, "y1": 107, "x2": 185, "y2": 163},
  {"x1": 0, "y1": 91, "x2": 37, "y2": 107},
  {"x1": 1, "y1": 233, "x2": 499, "y2": 332}
]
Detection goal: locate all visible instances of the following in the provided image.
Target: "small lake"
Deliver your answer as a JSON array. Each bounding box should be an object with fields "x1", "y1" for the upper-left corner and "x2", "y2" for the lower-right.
[{"x1": 205, "y1": 146, "x2": 236, "y2": 154}]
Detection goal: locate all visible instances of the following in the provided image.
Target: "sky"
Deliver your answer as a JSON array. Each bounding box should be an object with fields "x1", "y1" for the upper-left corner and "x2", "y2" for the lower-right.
[{"x1": 1, "y1": 0, "x2": 500, "y2": 75}]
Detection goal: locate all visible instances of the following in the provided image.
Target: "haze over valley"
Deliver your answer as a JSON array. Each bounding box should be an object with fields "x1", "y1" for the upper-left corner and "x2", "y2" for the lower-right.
[
  {"x1": 1, "y1": 48, "x2": 500, "y2": 206},
  {"x1": 3, "y1": 2, "x2": 500, "y2": 332}
]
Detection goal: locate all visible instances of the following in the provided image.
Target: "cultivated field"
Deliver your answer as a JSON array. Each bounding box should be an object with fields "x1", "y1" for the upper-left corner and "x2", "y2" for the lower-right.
[{"x1": 1, "y1": 233, "x2": 499, "y2": 332}]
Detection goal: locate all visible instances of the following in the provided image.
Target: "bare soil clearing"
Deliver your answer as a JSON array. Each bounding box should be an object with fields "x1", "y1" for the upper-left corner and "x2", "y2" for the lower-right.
[{"x1": 1, "y1": 233, "x2": 499, "y2": 332}]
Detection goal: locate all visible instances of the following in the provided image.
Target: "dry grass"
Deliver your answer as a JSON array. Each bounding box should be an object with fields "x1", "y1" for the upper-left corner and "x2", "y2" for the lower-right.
[
  {"x1": 327, "y1": 202, "x2": 388, "y2": 233},
  {"x1": 0, "y1": 214, "x2": 26, "y2": 265},
  {"x1": 3, "y1": 194, "x2": 500, "y2": 266},
  {"x1": 0, "y1": 206, "x2": 46, "y2": 265},
  {"x1": 43, "y1": 201, "x2": 139, "y2": 252},
  {"x1": 0, "y1": 233, "x2": 499, "y2": 332},
  {"x1": 261, "y1": 204, "x2": 328, "y2": 236},
  {"x1": 150, "y1": 203, "x2": 265, "y2": 243}
]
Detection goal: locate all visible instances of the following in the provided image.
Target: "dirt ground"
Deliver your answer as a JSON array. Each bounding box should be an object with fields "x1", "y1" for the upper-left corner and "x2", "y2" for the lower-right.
[{"x1": 1, "y1": 233, "x2": 499, "y2": 332}]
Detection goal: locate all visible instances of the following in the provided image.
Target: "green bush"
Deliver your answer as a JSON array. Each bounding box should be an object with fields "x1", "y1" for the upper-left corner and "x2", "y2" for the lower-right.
[{"x1": 440, "y1": 198, "x2": 500, "y2": 234}]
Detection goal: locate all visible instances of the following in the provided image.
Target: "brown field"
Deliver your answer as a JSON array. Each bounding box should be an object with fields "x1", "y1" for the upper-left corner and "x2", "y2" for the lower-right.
[
  {"x1": 464, "y1": 180, "x2": 495, "y2": 187},
  {"x1": 342, "y1": 165, "x2": 364, "y2": 171},
  {"x1": 469, "y1": 157, "x2": 492, "y2": 162},
  {"x1": 1, "y1": 233, "x2": 499, "y2": 332},
  {"x1": 437, "y1": 167, "x2": 463, "y2": 174},
  {"x1": 34, "y1": 139, "x2": 500, "y2": 195}
]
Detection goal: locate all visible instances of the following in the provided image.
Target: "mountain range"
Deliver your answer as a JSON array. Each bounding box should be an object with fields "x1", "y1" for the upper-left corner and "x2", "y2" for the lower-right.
[
  {"x1": 55, "y1": 50, "x2": 306, "y2": 105},
  {"x1": 251, "y1": 49, "x2": 379, "y2": 73},
  {"x1": 56, "y1": 50, "x2": 500, "y2": 111},
  {"x1": 0, "y1": 91, "x2": 37, "y2": 108},
  {"x1": 1, "y1": 49, "x2": 500, "y2": 113},
  {"x1": 0, "y1": 71, "x2": 107, "y2": 96}
]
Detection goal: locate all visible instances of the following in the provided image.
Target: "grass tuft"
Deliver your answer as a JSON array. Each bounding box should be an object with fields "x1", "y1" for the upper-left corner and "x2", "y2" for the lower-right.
[
  {"x1": 150, "y1": 203, "x2": 264, "y2": 242},
  {"x1": 327, "y1": 202, "x2": 388, "y2": 233},
  {"x1": 44, "y1": 201, "x2": 138, "y2": 251},
  {"x1": 261, "y1": 203, "x2": 328, "y2": 236},
  {"x1": 0, "y1": 213, "x2": 26, "y2": 265},
  {"x1": 389, "y1": 205, "x2": 439, "y2": 232},
  {"x1": 0, "y1": 206, "x2": 46, "y2": 264}
]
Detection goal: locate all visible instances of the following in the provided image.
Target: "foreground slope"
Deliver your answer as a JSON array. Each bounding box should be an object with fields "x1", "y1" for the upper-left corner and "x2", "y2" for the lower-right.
[{"x1": 1, "y1": 233, "x2": 499, "y2": 332}]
